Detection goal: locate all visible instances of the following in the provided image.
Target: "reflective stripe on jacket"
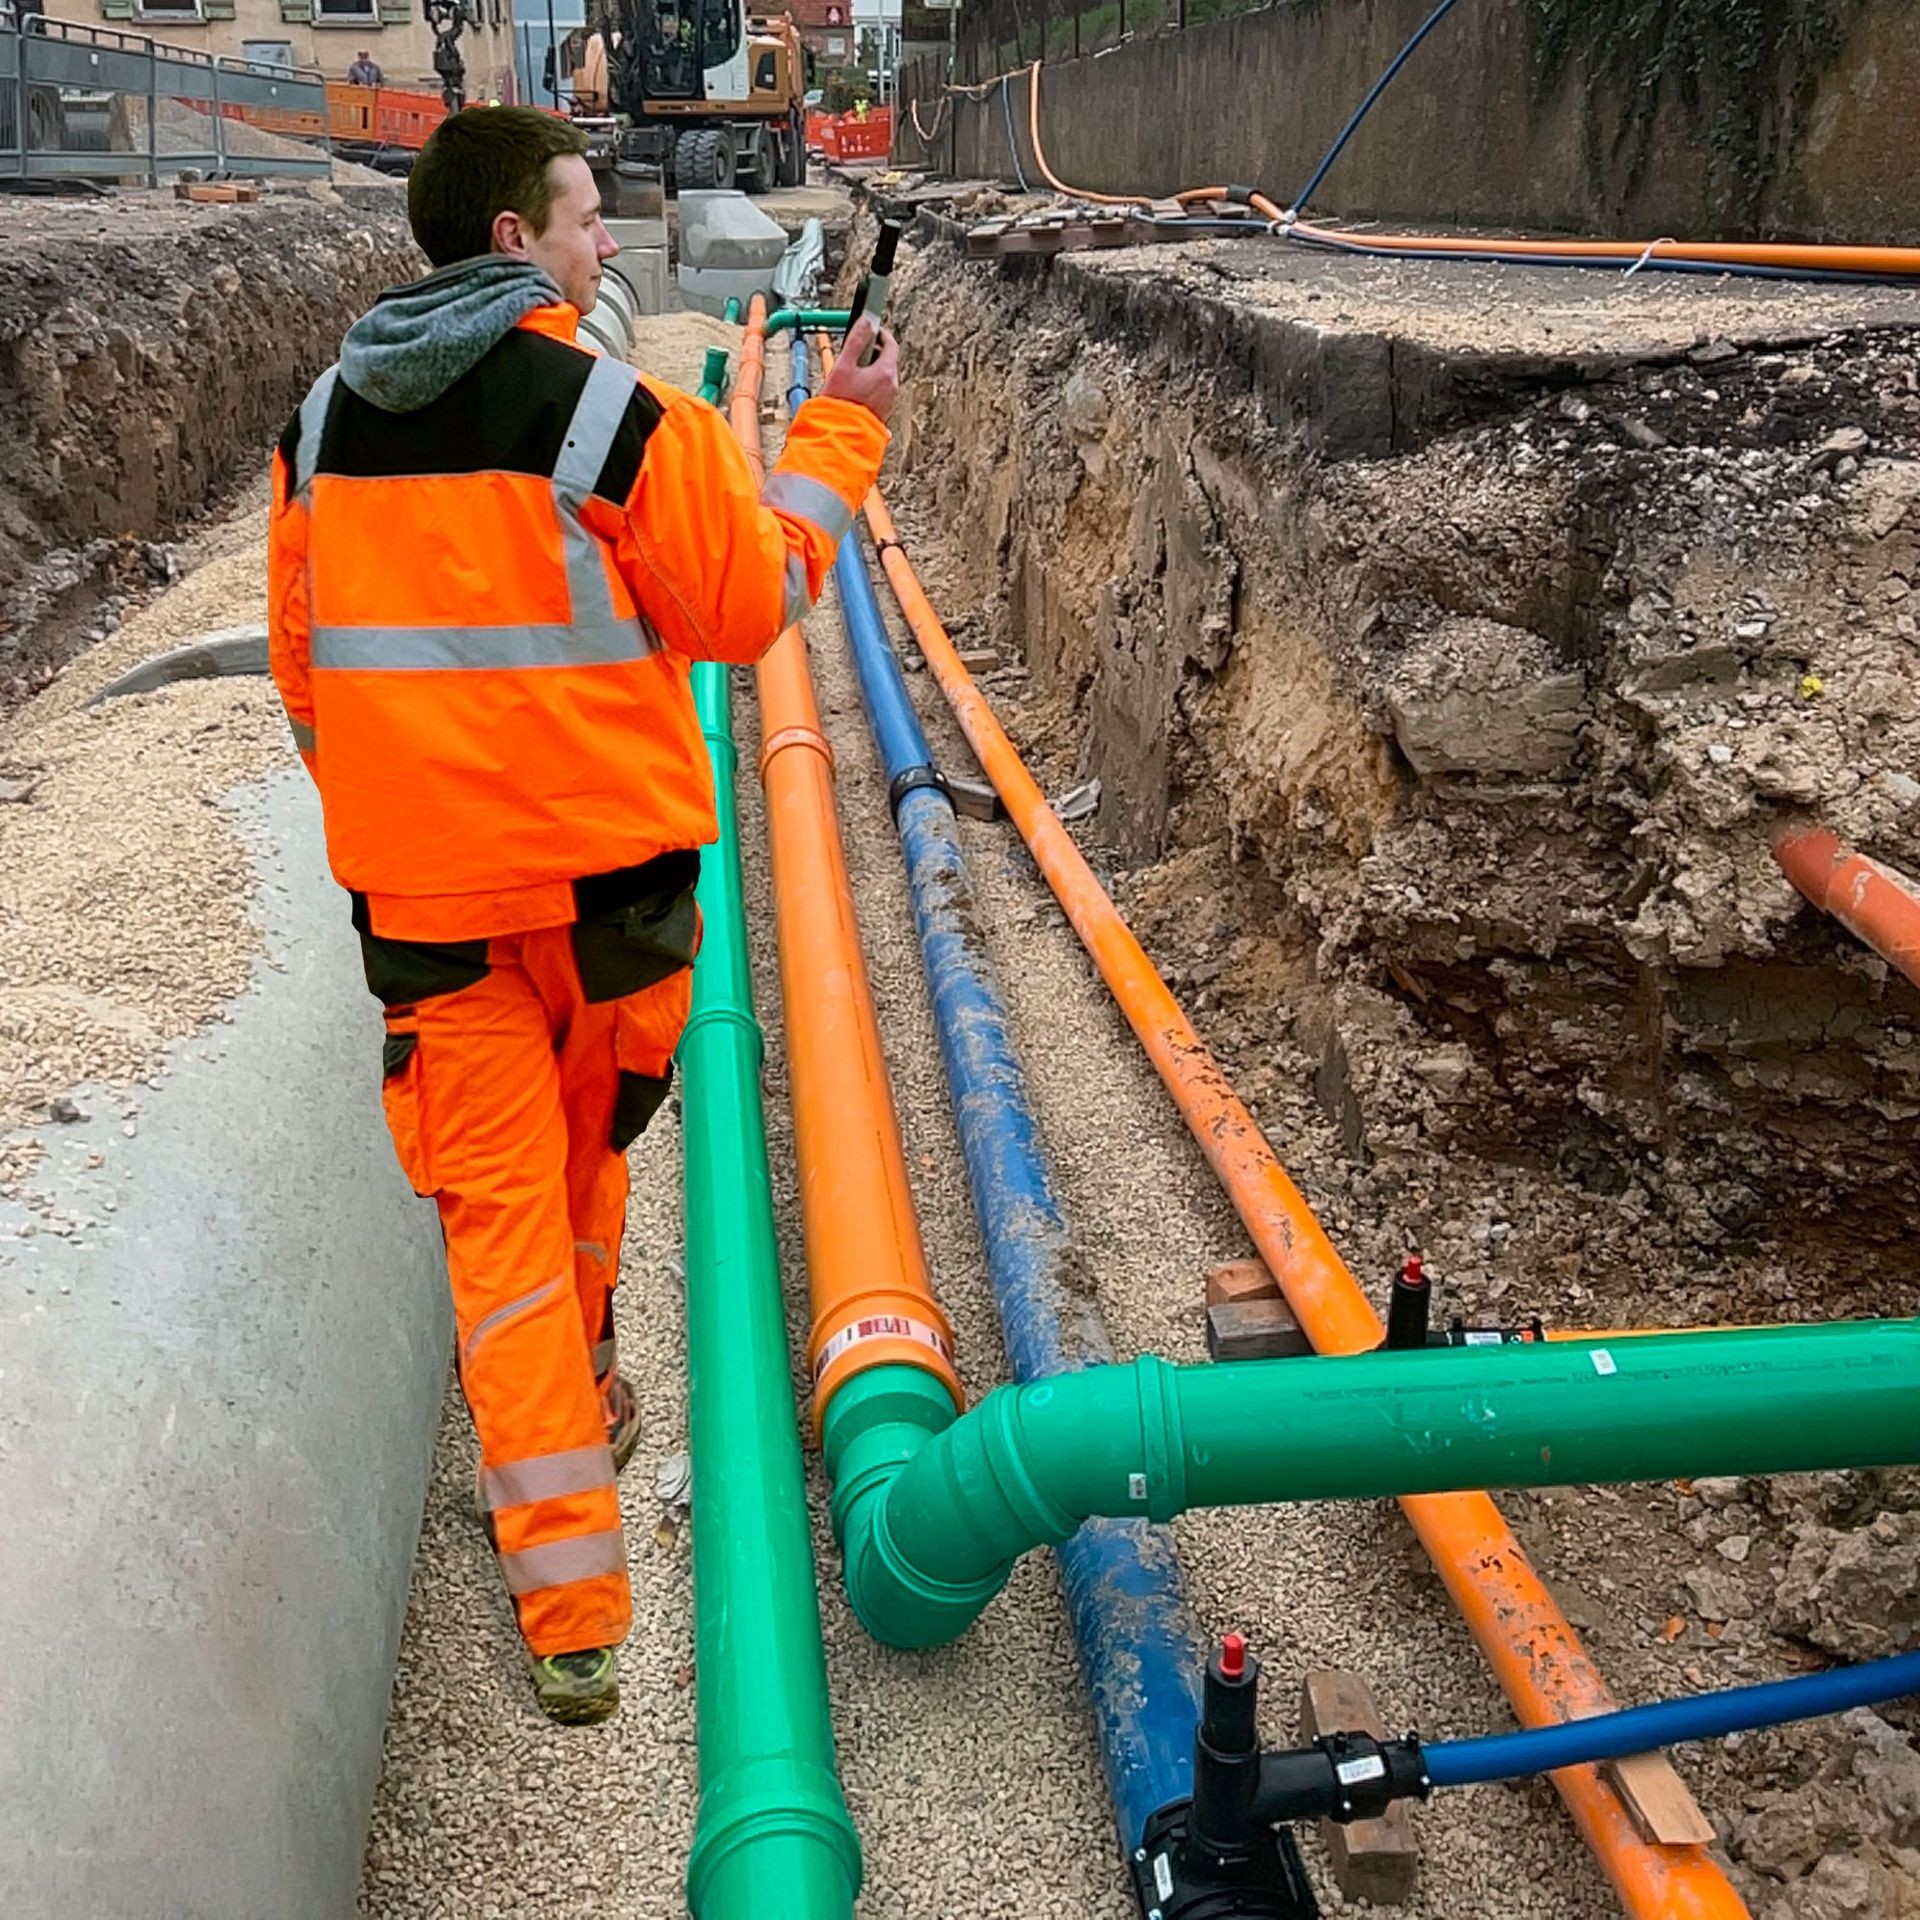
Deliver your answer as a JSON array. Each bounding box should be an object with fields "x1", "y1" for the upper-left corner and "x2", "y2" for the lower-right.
[{"x1": 269, "y1": 302, "x2": 887, "y2": 942}]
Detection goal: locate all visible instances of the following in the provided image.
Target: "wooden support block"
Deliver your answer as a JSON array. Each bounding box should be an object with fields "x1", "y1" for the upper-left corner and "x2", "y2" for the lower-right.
[
  {"x1": 955, "y1": 646, "x2": 1001, "y2": 673},
  {"x1": 1299, "y1": 1671, "x2": 1420, "y2": 1907},
  {"x1": 1604, "y1": 1751, "x2": 1716, "y2": 1846},
  {"x1": 1205, "y1": 1297, "x2": 1310, "y2": 1362},
  {"x1": 1205, "y1": 1257, "x2": 1279, "y2": 1309},
  {"x1": 174, "y1": 183, "x2": 240, "y2": 203}
]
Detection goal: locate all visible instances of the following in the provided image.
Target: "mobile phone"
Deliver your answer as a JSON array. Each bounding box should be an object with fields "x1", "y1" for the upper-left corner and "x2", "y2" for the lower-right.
[{"x1": 849, "y1": 220, "x2": 903, "y2": 365}]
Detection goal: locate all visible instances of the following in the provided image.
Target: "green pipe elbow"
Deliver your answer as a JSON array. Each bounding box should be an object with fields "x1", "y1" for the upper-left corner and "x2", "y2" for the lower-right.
[
  {"x1": 764, "y1": 307, "x2": 854, "y2": 338},
  {"x1": 835, "y1": 1360, "x2": 1180, "y2": 1648}
]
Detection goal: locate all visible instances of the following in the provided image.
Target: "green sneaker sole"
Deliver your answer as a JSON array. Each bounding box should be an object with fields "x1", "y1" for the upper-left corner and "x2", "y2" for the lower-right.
[{"x1": 530, "y1": 1651, "x2": 619, "y2": 1726}]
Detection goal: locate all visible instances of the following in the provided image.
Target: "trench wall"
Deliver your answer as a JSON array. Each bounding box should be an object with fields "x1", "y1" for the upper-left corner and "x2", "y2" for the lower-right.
[
  {"x1": 0, "y1": 192, "x2": 420, "y2": 706},
  {"x1": 882, "y1": 222, "x2": 1920, "y2": 1251},
  {"x1": 896, "y1": 0, "x2": 1920, "y2": 245}
]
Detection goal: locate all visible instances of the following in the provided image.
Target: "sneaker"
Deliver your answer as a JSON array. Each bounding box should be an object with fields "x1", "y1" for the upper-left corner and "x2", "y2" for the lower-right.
[{"x1": 529, "y1": 1646, "x2": 619, "y2": 1726}]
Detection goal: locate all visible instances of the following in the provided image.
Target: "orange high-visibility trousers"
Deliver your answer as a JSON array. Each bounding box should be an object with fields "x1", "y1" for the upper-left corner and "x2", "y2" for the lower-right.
[{"x1": 360, "y1": 900, "x2": 695, "y2": 1656}]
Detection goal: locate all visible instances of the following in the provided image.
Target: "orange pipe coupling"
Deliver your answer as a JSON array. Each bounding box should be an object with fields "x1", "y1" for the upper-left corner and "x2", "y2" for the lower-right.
[
  {"x1": 1775, "y1": 825, "x2": 1920, "y2": 991},
  {"x1": 730, "y1": 300, "x2": 962, "y2": 1426},
  {"x1": 863, "y1": 490, "x2": 1747, "y2": 1920}
]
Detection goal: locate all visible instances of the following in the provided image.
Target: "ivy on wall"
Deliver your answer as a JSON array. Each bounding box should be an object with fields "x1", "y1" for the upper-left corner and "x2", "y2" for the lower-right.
[{"x1": 1530, "y1": 0, "x2": 1866, "y2": 223}]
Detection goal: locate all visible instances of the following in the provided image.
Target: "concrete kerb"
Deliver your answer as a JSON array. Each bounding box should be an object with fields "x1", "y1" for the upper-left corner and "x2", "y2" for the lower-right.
[{"x1": 0, "y1": 770, "x2": 449, "y2": 1919}]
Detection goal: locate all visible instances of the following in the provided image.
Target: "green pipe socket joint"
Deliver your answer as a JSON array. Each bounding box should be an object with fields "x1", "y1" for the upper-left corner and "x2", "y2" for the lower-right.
[
  {"x1": 697, "y1": 346, "x2": 731, "y2": 407},
  {"x1": 829, "y1": 1320, "x2": 1920, "y2": 1651}
]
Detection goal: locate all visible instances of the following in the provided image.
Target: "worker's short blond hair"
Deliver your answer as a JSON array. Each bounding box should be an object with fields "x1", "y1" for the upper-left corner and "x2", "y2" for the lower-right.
[{"x1": 408, "y1": 107, "x2": 590, "y2": 267}]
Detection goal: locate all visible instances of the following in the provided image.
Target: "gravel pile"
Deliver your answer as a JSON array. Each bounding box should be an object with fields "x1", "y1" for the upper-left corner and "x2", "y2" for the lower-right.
[{"x1": 0, "y1": 503, "x2": 287, "y2": 1202}]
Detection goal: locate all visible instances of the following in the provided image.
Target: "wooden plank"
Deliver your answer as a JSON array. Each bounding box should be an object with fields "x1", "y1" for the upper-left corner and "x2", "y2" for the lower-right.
[
  {"x1": 1605, "y1": 1751, "x2": 1717, "y2": 1847},
  {"x1": 1299, "y1": 1671, "x2": 1420, "y2": 1906},
  {"x1": 1205, "y1": 1297, "x2": 1311, "y2": 1362}
]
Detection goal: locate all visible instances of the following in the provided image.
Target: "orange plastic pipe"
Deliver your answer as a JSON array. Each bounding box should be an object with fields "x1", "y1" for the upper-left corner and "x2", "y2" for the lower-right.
[
  {"x1": 864, "y1": 492, "x2": 1746, "y2": 1920},
  {"x1": 1775, "y1": 826, "x2": 1920, "y2": 991},
  {"x1": 1022, "y1": 59, "x2": 1920, "y2": 280},
  {"x1": 729, "y1": 301, "x2": 962, "y2": 1424}
]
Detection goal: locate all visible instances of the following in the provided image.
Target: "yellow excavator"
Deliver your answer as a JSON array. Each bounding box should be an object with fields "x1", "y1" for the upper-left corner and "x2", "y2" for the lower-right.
[{"x1": 572, "y1": 0, "x2": 808, "y2": 194}]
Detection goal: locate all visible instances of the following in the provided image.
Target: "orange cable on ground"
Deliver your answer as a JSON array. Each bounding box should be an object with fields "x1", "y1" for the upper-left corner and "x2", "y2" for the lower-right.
[
  {"x1": 728, "y1": 302, "x2": 962, "y2": 1424},
  {"x1": 1774, "y1": 826, "x2": 1920, "y2": 991},
  {"x1": 863, "y1": 489, "x2": 1749, "y2": 1920}
]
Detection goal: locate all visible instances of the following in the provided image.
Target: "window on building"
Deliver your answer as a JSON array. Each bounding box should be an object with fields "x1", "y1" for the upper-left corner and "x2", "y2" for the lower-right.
[
  {"x1": 136, "y1": 0, "x2": 206, "y2": 17},
  {"x1": 314, "y1": 0, "x2": 378, "y2": 20},
  {"x1": 242, "y1": 38, "x2": 296, "y2": 69},
  {"x1": 825, "y1": 31, "x2": 845, "y2": 54}
]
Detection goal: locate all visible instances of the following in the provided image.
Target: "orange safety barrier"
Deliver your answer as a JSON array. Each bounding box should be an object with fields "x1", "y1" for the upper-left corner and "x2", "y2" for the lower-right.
[
  {"x1": 813, "y1": 106, "x2": 892, "y2": 163},
  {"x1": 200, "y1": 95, "x2": 327, "y2": 140},
  {"x1": 862, "y1": 487, "x2": 1751, "y2": 1920},
  {"x1": 326, "y1": 81, "x2": 450, "y2": 152},
  {"x1": 1776, "y1": 826, "x2": 1920, "y2": 991},
  {"x1": 726, "y1": 302, "x2": 963, "y2": 1426}
]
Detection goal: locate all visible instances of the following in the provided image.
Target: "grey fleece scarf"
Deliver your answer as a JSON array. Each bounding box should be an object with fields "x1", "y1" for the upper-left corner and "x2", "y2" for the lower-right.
[{"x1": 339, "y1": 256, "x2": 564, "y2": 413}]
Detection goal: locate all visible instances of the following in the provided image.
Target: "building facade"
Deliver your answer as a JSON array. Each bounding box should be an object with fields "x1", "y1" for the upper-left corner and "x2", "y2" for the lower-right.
[
  {"x1": 45, "y1": 0, "x2": 519, "y2": 97},
  {"x1": 781, "y1": 0, "x2": 853, "y2": 74}
]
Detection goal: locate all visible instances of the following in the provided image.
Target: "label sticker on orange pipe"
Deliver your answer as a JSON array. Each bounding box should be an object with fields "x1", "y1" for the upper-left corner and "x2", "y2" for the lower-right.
[{"x1": 813, "y1": 1313, "x2": 954, "y2": 1382}]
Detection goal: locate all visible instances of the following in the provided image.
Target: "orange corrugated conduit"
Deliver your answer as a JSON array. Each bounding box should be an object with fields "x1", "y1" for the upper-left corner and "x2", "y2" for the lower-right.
[
  {"x1": 728, "y1": 300, "x2": 962, "y2": 1426},
  {"x1": 863, "y1": 489, "x2": 1749, "y2": 1920}
]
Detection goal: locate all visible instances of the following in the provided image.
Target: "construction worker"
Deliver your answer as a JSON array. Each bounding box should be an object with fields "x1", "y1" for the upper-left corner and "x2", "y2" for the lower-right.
[
  {"x1": 345, "y1": 49, "x2": 384, "y2": 86},
  {"x1": 267, "y1": 107, "x2": 898, "y2": 1725}
]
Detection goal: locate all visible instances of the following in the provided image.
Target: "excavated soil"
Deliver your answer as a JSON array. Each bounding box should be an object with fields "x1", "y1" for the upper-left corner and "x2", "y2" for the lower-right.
[
  {"x1": 0, "y1": 187, "x2": 416, "y2": 709},
  {"x1": 859, "y1": 187, "x2": 1920, "y2": 1917}
]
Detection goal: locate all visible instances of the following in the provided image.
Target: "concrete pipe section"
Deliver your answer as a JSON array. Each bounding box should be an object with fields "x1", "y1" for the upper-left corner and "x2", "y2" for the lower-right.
[{"x1": 0, "y1": 770, "x2": 449, "y2": 1917}]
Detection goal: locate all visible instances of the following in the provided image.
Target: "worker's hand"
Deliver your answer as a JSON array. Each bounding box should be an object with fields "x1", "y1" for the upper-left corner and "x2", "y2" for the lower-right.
[{"x1": 822, "y1": 317, "x2": 900, "y2": 425}]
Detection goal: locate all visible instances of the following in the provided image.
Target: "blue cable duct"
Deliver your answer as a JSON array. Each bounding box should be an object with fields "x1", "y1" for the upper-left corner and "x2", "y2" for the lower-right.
[
  {"x1": 1427, "y1": 1648, "x2": 1920, "y2": 1788},
  {"x1": 797, "y1": 335, "x2": 1204, "y2": 1847},
  {"x1": 1290, "y1": 0, "x2": 1466, "y2": 215}
]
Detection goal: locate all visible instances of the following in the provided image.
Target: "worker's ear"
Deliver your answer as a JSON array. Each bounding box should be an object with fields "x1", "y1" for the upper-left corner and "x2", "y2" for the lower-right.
[{"x1": 491, "y1": 207, "x2": 532, "y2": 259}]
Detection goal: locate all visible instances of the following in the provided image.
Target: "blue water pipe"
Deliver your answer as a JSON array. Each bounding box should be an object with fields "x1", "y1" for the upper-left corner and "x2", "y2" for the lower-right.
[
  {"x1": 1426, "y1": 1647, "x2": 1920, "y2": 1788},
  {"x1": 789, "y1": 333, "x2": 1205, "y2": 1848}
]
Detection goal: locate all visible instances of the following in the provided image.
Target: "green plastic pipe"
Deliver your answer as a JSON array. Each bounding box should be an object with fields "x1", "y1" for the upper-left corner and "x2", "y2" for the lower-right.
[
  {"x1": 723, "y1": 295, "x2": 743, "y2": 324},
  {"x1": 678, "y1": 659, "x2": 861, "y2": 1920},
  {"x1": 765, "y1": 307, "x2": 852, "y2": 338},
  {"x1": 839, "y1": 1319, "x2": 1920, "y2": 1648},
  {"x1": 697, "y1": 347, "x2": 730, "y2": 405}
]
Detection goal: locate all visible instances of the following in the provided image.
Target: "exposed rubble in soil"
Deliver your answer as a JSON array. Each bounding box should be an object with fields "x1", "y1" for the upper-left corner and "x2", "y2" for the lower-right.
[
  {"x1": 0, "y1": 188, "x2": 417, "y2": 709},
  {"x1": 861, "y1": 184, "x2": 1920, "y2": 1914}
]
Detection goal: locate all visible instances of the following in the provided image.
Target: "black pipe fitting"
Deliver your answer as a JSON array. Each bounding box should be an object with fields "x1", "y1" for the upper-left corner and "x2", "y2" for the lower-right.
[
  {"x1": 1250, "y1": 1730, "x2": 1431, "y2": 1827},
  {"x1": 1128, "y1": 1634, "x2": 1432, "y2": 1920},
  {"x1": 886, "y1": 763, "x2": 951, "y2": 819},
  {"x1": 1385, "y1": 1252, "x2": 1430, "y2": 1351}
]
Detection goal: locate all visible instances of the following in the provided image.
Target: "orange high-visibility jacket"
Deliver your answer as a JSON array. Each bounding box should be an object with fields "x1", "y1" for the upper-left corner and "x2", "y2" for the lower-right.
[{"x1": 268, "y1": 302, "x2": 887, "y2": 942}]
